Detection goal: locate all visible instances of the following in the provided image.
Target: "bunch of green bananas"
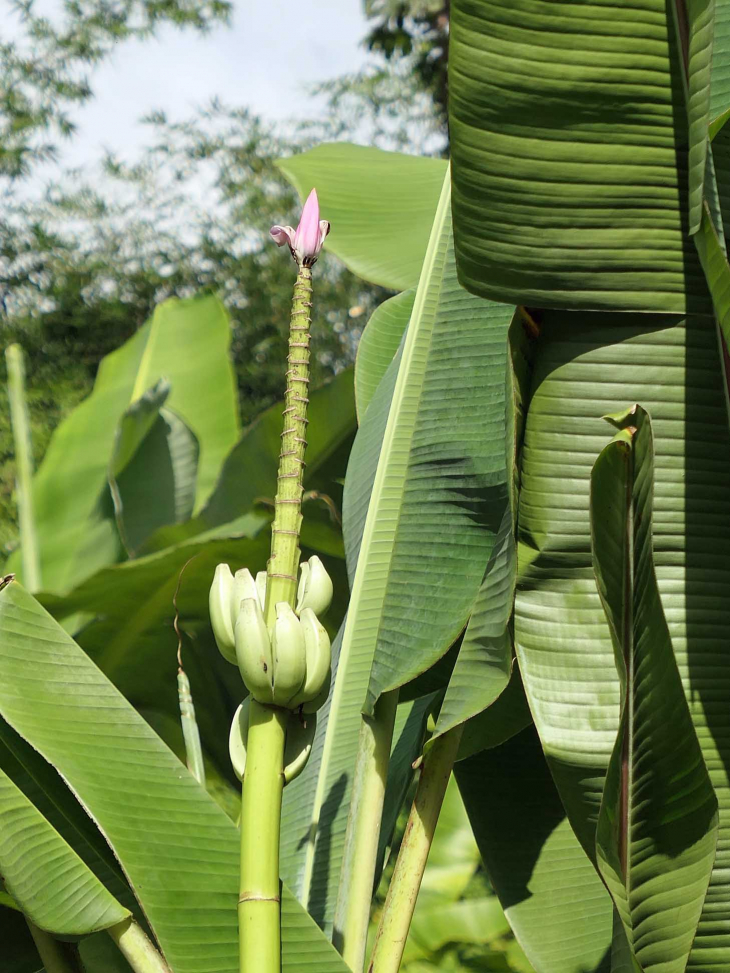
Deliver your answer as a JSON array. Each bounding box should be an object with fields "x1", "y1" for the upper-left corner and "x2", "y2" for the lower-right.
[{"x1": 209, "y1": 555, "x2": 333, "y2": 712}]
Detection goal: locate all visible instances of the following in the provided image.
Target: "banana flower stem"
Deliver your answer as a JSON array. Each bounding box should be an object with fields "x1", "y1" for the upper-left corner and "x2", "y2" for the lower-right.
[
  {"x1": 238, "y1": 699, "x2": 288, "y2": 973},
  {"x1": 6, "y1": 344, "x2": 41, "y2": 591},
  {"x1": 263, "y1": 265, "x2": 313, "y2": 630},
  {"x1": 239, "y1": 265, "x2": 313, "y2": 973},
  {"x1": 367, "y1": 725, "x2": 464, "y2": 973}
]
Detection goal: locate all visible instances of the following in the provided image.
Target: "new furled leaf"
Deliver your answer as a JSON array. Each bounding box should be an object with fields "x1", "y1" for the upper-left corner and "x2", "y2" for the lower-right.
[
  {"x1": 591, "y1": 405, "x2": 718, "y2": 972},
  {"x1": 514, "y1": 312, "x2": 730, "y2": 969}
]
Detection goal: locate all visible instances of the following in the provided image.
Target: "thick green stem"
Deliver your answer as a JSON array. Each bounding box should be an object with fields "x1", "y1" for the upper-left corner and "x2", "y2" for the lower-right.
[
  {"x1": 26, "y1": 919, "x2": 81, "y2": 973},
  {"x1": 236, "y1": 266, "x2": 313, "y2": 972},
  {"x1": 5, "y1": 344, "x2": 41, "y2": 591},
  {"x1": 107, "y1": 918, "x2": 171, "y2": 973},
  {"x1": 367, "y1": 726, "x2": 464, "y2": 973},
  {"x1": 239, "y1": 699, "x2": 287, "y2": 973},
  {"x1": 333, "y1": 690, "x2": 400, "y2": 971},
  {"x1": 264, "y1": 265, "x2": 313, "y2": 628}
]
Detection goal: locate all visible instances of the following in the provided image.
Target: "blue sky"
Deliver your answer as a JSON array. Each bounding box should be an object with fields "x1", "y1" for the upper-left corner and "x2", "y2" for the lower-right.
[{"x1": 21, "y1": 0, "x2": 372, "y2": 172}]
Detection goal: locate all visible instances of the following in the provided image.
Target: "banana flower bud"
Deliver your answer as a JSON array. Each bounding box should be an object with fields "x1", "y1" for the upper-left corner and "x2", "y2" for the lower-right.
[
  {"x1": 270, "y1": 188, "x2": 330, "y2": 267},
  {"x1": 296, "y1": 555, "x2": 333, "y2": 616}
]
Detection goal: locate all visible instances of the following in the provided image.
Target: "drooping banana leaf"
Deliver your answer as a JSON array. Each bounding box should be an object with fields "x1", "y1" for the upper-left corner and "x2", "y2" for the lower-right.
[
  {"x1": 7, "y1": 295, "x2": 239, "y2": 593},
  {"x1": 277, "y1": 144, "x2": 447, "y2": 291},
  {"x1": 449, "y1": 0, "x2": 711, "y2": 315},
  {"x1": 433, "y1": 311, "x2": 532, "y2": 754},
  {"x1": 456, "y1": 726, "x2": 612, "y2": 973},
  {"x1": 109, "y1": 380, "x2": 200, "y2": 556},
  {"x1": 514, "y1": 311, "x2": 730, "y2": 970},
  {"x1": 591, "y1": 405, "x2": 718, "y2": 971},
  {"x1": 0, "y1": 580, "x2": 351, "y2": 973},
  {"x1": 279, "y1": 170, "x2": 514, "y2": 931}
]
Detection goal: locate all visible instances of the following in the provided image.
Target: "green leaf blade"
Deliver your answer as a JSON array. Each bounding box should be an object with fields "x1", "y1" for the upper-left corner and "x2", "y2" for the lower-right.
[{"x1": 0, "y1": 767, "x2": 129, "y2": 936}]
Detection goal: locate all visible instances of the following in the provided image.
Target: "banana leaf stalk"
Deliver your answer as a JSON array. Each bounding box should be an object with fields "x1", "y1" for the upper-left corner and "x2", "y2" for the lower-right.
[
  {"x1": 237, "y1": 191, "x2": 329, "y2": 973},
  {"x1": 366, "y1": 725, "x2": 464, "y2": 973},
  {"x1": 5, "y1": 344, "x2": 41, "y2": 591},
  {"x1": 25, "y1": 920, "x2": 82, "y2": 973}
]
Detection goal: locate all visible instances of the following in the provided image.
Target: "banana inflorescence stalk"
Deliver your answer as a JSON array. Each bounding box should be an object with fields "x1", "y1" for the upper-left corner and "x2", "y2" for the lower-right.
[{"x1": 209, "y1": 189, "x2": 331, "y2": 973}]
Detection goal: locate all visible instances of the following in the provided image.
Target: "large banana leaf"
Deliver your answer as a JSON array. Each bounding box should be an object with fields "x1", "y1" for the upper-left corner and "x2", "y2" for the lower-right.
[
  {"x1": 279, "y1": 171, "x2": 514, "y2": 930},
  {"x1": 7, "y1": 295, "x2": 239, "y2": 592},
  {"x1": 591, "y1": 405, "x2": 718, "y2": 971},
  {"x1": 456, "y1": 726, "x2": 612, "y2": 973},
  {"x1": 277, "y1": 143, "x2": 446, "y2": 291},
  {"x1": 514, "y1": 312, "x2": 730, "y2": 969},
  {"x1": 0, "y1": 580, "x2": 350, "y2": 973},
  {"x1": 360, "y1": 234, "x2": 514, "y2": 713},
  {"x1": 449, "y1": 0, "x2": 710, "y2": 314},
  {"x1": 0, "y1": 766, "x2": 129, "y2": 935}
]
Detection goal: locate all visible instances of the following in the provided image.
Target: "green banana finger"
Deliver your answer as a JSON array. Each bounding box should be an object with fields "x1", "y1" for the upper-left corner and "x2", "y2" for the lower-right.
[
  {"x1": 296, "y1": 555, "x2": 333, "y2": 617},
  {"x1": 229, "y1": 699, "x2": 317, "y2": 785},
  {"x1": 271, "y1": 602, "x2": 306, "y2": 707},
  {"x1": 235, "y1": 597, "x2": 275, "y2": 704},
  {"x1": 290, "y1": 608, "x2": 331, "y2": 709},
  {"x1": 209, "y1": 564, "x2": 238, "y2": 664}
]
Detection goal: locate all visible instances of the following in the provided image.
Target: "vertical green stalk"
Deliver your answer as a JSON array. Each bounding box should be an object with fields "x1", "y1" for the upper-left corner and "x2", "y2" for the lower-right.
[
  {"x1": 26, "y1": 919, "x2": 81, "y2": 973},
  {"x1": 5, "y1": 344, "x2": 41, "y2": 590},
  {"x1": 239, "y1": 700, "x2": 288, "y2": 972},
  {"x1": 333, "y1": 689, "x2": 399, "y2": 971},
  {"x1": 263, "y1": 265, "x2": 313, "y2": 628},
  {"x1": 107, "y1": 918, "x2": 172, "y2": 973},
  {"x1": 367, "y1": 726, "x2": 464, "y2": 973},
  {"x1": 239, "y1": 266, "x2": 313, "y2": 972}
]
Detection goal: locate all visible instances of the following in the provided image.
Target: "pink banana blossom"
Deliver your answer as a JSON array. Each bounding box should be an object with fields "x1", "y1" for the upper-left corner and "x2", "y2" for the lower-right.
[{"x1": 270, "y1": 188, "x2": 330, "y2": 266}]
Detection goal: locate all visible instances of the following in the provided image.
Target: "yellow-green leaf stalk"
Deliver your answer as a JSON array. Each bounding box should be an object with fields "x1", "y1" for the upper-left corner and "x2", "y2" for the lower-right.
[
  {"x1": 234, "y1": 189, "x2": 331, "y2": 973},
  {"x1": 366, "y1": 725, "x2": 464, "y2": 973},
  {"x1": 5, "y1": 344, "x2": 41, "y2": 591}
]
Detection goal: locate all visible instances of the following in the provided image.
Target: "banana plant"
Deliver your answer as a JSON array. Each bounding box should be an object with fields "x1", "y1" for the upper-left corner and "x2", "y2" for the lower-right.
[{"x1": 5, "y1": 3, "x2": 730, "y2": 970}]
